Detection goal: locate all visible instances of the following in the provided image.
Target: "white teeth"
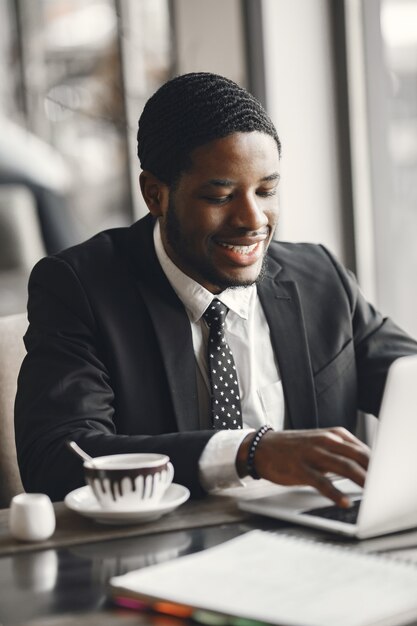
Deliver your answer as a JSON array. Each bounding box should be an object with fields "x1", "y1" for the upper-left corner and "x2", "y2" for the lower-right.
[{"x1": 218, "y1": 242, "x2": 258, "y2": 255}]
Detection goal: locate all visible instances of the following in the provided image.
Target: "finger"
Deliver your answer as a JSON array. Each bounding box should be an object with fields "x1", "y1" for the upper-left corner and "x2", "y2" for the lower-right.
[
  {"x1": 305, "y1": 468, "x2": 352, "y2": 508},
  {"x1": 311, "y1": 449, "x2": 367, "y2": 488},
  {"x1": 316, "y1": 433, "x2": 370, "y2": 469},
  {"x1": 329, "y1": 427, "x2": 371, "y2": 452},
  {"x1": 326, "y1": 443, "x2": 370, "y2": 470}
]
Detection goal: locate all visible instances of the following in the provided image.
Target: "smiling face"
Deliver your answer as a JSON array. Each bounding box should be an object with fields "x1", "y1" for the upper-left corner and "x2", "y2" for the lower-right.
[{"x1": 142, "y1": 131, "x2": 280, "y2": 294}]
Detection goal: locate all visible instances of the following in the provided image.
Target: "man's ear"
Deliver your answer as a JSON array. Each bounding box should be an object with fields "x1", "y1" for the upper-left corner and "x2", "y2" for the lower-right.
[{"x1": 139, "y1": 171, "x2": 169, "y2": 217}]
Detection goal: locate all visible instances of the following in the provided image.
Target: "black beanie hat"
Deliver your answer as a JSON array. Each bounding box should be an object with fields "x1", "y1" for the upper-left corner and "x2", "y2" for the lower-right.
[{"x1": 137, "y1": 72, "x2": 281, "y2": 185}]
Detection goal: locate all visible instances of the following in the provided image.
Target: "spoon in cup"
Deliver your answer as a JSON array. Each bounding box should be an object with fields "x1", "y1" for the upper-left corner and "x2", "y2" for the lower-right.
[{"x1": 67, "y1": 441, "x2": 97, "y2": 467}]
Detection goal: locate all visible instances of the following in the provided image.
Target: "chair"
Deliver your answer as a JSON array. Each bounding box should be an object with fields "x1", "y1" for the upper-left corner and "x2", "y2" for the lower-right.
[{"x1": 0, "y1": 313, "x2": 27, "y2": 508}]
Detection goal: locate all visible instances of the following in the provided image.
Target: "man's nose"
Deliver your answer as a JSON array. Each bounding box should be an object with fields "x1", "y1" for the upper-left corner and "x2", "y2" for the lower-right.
[{"x1": 230, "y1": 194, "x2": 269, "y2": 231}]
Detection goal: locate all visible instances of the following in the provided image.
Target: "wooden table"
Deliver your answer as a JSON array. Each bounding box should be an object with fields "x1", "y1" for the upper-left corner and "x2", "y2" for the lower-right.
[{"x1": 1, "y1": 488, "x2": 417, "y2": 626}]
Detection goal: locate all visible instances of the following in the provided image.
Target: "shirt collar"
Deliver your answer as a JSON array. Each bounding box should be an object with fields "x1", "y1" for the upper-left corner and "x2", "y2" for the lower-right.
[{"x1": 153, "y1": 220, "x2": 255, "y2": 322}]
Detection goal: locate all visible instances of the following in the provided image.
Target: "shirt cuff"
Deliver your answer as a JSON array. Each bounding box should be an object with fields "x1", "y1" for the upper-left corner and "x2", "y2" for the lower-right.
[{"x1": 198, "y1": 428, "x2": 255, "y2": 492}]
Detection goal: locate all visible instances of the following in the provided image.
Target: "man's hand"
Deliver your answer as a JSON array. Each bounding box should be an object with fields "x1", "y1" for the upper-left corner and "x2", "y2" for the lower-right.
[{"x1": 236, "y1": 428, "x2": 370, "y2": 508}]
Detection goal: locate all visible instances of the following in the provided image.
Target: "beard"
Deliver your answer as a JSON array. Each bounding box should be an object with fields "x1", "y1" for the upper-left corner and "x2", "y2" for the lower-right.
[{"x1": 164, "y1": 194, "x2": 269, "y2": 291}]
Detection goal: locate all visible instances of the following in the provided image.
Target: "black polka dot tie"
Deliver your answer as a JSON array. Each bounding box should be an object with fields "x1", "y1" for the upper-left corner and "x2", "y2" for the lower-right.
[{"x1": 203, "y1": 299, "x2": 243, "y2": 430}]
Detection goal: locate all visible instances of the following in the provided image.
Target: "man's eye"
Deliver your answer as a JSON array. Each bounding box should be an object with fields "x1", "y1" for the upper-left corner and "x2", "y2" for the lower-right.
[
  {"x1": 203, "y1": 196, "x2": 231, "y2": 205},
  {"x1": 257, "y1": 189, "x2": 277, "y2": 198}
]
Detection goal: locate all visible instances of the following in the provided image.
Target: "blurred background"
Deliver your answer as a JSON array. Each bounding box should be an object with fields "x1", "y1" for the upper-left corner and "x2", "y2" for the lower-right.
[{"x1": 0, "y1": 0, "x2": 416, "y2": 338}]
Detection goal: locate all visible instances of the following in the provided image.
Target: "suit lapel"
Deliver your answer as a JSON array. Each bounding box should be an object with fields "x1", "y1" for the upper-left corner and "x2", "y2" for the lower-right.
[
  {"x1": 126, "y1": 216, "x2": 318, "y2": 432},
  {"x1": 258, "y1": 260, "x2": 318, "y2": 430},
  {"x1": 125, "y1": 216, "x2": 200, "y2": 432}
]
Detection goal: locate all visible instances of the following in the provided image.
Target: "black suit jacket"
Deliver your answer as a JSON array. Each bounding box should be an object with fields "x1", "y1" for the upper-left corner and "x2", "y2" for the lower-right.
[{"x1": 15, "y1": 215, "x2": 417, "y2": 500}]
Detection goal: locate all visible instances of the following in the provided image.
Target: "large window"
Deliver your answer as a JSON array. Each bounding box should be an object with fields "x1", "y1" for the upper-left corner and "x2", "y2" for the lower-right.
[
  {"x1": 379, "y1": 0, "x2": 417, "y2": 336},
  {"x1": 0, "y1": 0, "x2": 172, "y2": 314},
  {"x1": 0, "y1": 0, "x2": 173, "y2": 245},
  {"x1": 353, "y1": 0, "x2": 417, "y2": 337}
]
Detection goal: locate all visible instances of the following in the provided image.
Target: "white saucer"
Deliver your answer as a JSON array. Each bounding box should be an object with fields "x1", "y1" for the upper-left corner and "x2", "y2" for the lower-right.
[{"x1": 64, "y1": 483, "x2": 190, "y2": 525}]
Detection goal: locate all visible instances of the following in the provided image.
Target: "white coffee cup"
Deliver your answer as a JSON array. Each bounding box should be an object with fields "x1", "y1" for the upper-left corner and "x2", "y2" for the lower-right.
[
  {"x1": 84, "y1": 453, "x2": 175, "y2": 510},
  {"x1": 9, "y1": 493, "x2": 56, "y2": 542}
]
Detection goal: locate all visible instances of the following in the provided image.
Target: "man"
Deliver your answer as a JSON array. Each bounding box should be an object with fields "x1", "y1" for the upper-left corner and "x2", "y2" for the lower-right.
[{"x1": 15, "y1": 73, "x2": 417, "y2": 506}]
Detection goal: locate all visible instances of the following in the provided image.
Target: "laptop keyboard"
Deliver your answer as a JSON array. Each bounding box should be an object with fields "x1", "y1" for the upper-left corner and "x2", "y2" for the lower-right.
[{"x1": 304, "y1": 499, "x2": 361, "y2": 525}]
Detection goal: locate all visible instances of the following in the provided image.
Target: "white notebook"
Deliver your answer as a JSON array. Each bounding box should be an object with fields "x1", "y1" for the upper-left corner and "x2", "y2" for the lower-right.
[{"x1": 110, "y1": 530, "x2": 417, "y2": 626}]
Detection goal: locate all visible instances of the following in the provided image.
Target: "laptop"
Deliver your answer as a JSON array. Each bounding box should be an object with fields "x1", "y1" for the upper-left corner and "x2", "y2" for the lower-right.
[{"x1": 239, "y1": 354, "x2": 417, "y2": 539}]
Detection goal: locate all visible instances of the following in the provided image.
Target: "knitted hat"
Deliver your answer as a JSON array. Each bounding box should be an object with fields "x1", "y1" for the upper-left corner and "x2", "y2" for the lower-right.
[{"x1": 137, "y1": 72, "x2": 281, "y2": 185}]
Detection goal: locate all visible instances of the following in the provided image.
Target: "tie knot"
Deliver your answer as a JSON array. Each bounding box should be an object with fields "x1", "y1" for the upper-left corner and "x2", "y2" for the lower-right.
[{"x1": 203, "y1": 299, "x2": 229, "y2": 329}]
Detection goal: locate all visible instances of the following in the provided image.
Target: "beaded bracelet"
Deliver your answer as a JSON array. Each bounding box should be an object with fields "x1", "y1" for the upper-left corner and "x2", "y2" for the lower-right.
[{"x1": 246, "y1": 424, "x2": 273, "y2": 479}]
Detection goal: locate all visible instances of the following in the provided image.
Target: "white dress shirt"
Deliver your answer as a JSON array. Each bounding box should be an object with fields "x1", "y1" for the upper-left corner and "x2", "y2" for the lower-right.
[{"x1": 153, "y1": 221, "x2": 285, "y2": 491}]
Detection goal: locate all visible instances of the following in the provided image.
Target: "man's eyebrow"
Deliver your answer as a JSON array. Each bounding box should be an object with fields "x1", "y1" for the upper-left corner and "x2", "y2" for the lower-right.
[
  {"x1": 205, "y1": 179, "x2": 236, "y2": 187},
  {"x1": 204, "y1": 172, "x2": 280, "y2": 187}
]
